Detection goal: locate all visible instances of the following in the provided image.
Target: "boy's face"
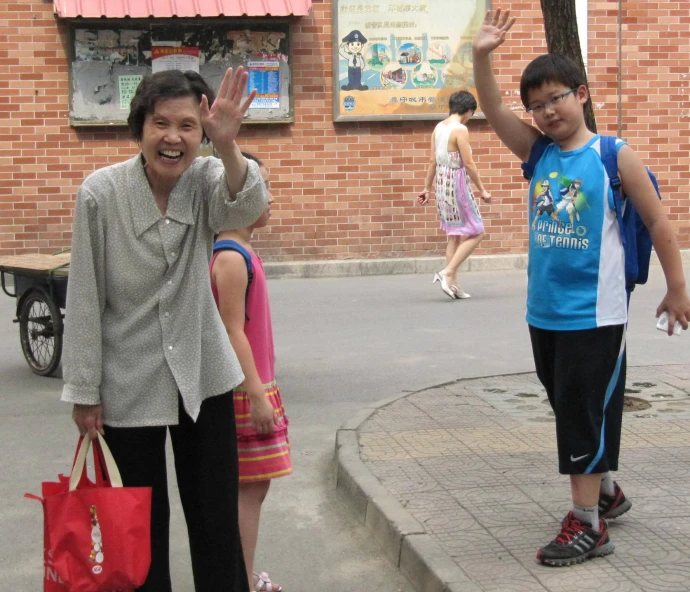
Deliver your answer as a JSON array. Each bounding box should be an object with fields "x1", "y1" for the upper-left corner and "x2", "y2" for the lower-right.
[
  {"x1": 526, "y1": 82, "x2": 587, "y2": 140},
  {"x1": 348, "y1": 41, "x2": 363, "y2": 54}
]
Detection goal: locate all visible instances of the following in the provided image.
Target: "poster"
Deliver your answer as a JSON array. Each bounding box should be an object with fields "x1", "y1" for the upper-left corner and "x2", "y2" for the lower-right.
[
  {"x1": 333, "y1": 0, "x2": 488, "y2": 121},
  {"x1": 247, "y1": 61, "x2": 280, "y2": 109},
  {"x1": 118, "y1": 75, "x2": 143, "y2": 110},
  {"x1": 151, "y1": 47, "x2": 200, "y2": 73},
  {"x1": 75, "y1": 29, "x2": 141, "y2": 64}
]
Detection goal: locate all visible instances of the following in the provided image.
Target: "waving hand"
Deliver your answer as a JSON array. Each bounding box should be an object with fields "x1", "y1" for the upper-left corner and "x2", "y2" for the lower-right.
[
  {"x1": 200, "y1": 67, "x2": 257, "y2": 156},
  {"x1": 472, "y1": 9, "x2": 516, "y2": 58}
]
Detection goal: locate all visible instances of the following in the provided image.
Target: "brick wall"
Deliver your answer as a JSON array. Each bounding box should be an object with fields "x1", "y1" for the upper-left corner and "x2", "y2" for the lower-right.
[{"x1": 1, "y1": 1, "x2": 688, "y2": 259}]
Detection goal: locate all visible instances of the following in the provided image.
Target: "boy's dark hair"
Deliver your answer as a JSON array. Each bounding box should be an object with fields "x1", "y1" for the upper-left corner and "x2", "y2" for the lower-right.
[
  {"x1": 127, "y1": 70, "x2": 215, "y2": 142},
  {"x1": 448, "y1": 90, "x2": 477, "y2": 116},
  {"x1": 240, "y1": 151, "x2": 264, "y2": 167},
  {"x1": 519, "y1": 54, "x2": 587, "y2": 109}
]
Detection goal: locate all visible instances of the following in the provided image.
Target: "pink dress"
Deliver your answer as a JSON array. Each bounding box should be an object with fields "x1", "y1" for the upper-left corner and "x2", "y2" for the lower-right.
[
  {"x1": 434, "y1": 120, "x2": 485, "y2": 236},
  {"x1": 210, "y1": 248, "x2": 291, "y2": 483}
]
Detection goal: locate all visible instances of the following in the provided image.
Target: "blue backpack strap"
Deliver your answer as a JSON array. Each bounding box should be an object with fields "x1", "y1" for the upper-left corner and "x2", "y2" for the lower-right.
[
  {"x1": 521, "y1": 135, "x2": 554, "y2": 181},
  {"x1": 599, "y1": 135, "x2": 625, "y2": 238},
  {"x1": 213, "y1": 239, "x2": 254, "y2": 319},
  {"x1": 600, "y1": 135, "x2": 642, "y2": 294}
]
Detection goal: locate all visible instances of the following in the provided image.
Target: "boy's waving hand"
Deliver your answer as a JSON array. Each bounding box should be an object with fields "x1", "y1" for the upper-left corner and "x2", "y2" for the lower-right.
[{"x1": 473, "y1": 9, "x2": 516, "y2": 58}]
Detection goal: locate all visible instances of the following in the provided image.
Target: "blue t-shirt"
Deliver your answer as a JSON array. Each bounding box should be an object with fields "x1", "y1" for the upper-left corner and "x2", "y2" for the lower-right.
[{"x1": 526, "y1": 135, "x2": 628, "y2": 330}]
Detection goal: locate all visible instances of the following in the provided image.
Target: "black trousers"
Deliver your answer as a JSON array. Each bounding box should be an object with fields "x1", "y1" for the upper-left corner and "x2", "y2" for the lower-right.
[
  {"x1": 529, "y1": 325, "x2": 626, "y2": 475},
  {"x1": 104, "y1": 392, "x2": 247, "y2": 592}
]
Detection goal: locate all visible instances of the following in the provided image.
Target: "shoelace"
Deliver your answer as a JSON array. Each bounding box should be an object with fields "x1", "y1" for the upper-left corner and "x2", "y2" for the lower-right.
[{"x1": 555, "y1": 516, "x2": 586, "y2": 544}]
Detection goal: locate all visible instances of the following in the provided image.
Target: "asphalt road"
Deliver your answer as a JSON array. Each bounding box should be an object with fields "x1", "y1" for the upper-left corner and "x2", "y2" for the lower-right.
[{"x1": 1, "y1": 265, "x2": 687, "y2": 591}]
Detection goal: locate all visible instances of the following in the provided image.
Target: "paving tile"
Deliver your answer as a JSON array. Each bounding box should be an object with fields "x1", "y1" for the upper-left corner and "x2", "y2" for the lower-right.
[
  {"x1": 534, "y1": 564, "x2": 641, "y2": 592},
  {"x1": 359, "y1": 432, "x2": 411, "y2": 461},
  {"x1": 476, "y1": 577, "x2": 549, "y2": 592},
  {"x1": 455, "y1": 557, "x2": 542, "y2": 587},
  {"x1": 446, "y1": 484, "x2": 534, "y2": 507},
  {"x1": 391, "y1": 428, "x2": 474, "y2": 458},
  {"x1": 366, "y1": 459, "x2": 445, "y2": 496},
  {"x1": 435, "y1": 527, "x2": 508, "y2": 563}
]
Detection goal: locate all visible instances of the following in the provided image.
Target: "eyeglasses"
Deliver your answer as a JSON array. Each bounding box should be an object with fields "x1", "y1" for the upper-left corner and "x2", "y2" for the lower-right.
[{"x1": 526, "y1": 88, "x2": 577, "y2": 115}]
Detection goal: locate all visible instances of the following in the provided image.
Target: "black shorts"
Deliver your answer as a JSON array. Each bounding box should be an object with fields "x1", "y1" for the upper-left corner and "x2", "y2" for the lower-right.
[{"x1": 529, "y1": 324, "x2": 626, "y2": 475}]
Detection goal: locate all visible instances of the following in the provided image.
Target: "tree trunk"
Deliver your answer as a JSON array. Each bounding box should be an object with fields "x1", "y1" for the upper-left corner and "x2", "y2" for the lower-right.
[{"x1": 540, "y1": 0, "x2": 597, "y2": 133}]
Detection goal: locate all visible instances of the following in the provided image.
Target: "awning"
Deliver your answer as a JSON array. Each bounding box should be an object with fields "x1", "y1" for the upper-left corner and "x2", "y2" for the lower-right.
[{"x1": 53, "y1": 0, "x2": 312, "y2": 18}]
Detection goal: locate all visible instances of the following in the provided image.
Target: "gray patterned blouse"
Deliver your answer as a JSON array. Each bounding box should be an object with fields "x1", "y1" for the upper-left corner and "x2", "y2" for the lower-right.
[{"x1": 61, "y1": 155, "x2": 268, "y2": 427}]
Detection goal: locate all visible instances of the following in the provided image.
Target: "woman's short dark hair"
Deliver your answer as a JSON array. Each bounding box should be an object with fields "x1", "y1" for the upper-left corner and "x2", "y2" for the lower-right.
[
  {"x1": 240, "y1": 151, "x2": 264, "y2": 167},
  {"x1": 448, "y1": 90, "x2": 477, "y2": 116},
  {"x1": 127, "y1": 70, "x2": 215, "y2": 142},
  {"x1": 520, "y1": 54, "x2": 587, "y2": 109}
]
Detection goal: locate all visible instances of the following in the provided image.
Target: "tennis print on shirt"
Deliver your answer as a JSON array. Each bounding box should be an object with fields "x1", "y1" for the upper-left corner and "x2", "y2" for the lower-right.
[{"x1": 531, "y1": 171, "x2": 590, "y2": 251}]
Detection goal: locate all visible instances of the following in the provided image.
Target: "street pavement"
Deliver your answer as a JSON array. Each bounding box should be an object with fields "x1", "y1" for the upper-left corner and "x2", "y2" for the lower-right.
[
  {"x1": 0, "y1": 263, "x2": 687, "y2": 591},
  {"x1": 354, "y1": 365, "x2": 690, "y2": 592}
]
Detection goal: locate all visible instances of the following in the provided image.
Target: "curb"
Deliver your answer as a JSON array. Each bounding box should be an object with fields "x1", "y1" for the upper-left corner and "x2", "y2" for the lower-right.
[
  {"x1": 334, "y1": 393, "x2": 482, "y2": 592},
  {"x1": 266, "y1": 254, "x2": 526, "y2": 280},
  {"x1": 265, "y1": 249, "x2": 687, "y2": 280}
]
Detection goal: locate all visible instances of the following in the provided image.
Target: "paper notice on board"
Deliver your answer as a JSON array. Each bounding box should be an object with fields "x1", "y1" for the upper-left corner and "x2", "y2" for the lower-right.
[
  {"x1": 151, "y1": 47, "x2": 200, "y2": 73},
  {"x1": 247, "y1": 61, "x2": 280, "y2": 109},
  {"x1": 119, "y1": 75, "x2": 143, "y2": 110}
]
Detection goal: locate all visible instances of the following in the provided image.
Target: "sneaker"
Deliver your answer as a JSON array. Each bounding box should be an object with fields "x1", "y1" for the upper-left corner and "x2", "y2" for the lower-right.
[
  {"x1": 599, "y1": 482, "x2": 632, "y2": 520},
  {"x1": 537, "y1": 512, "x2": 615, "y2": 567}
]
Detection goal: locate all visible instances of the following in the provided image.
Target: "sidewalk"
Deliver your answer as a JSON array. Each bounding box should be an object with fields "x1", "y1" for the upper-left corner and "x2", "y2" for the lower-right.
[{"x1": 336, "y1": 364, "x2": 690, "y2": 592}]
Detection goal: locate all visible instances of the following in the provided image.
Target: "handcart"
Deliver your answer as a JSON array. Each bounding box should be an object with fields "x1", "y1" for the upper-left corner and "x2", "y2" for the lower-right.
[{"x1": 0, "y1": 252, "x2": 70, "y2": 376}]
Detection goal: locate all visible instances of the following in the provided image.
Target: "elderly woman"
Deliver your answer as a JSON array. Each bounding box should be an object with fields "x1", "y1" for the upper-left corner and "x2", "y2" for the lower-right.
[{"x1": 61, "y1": 67, "x2": 267, "y2": 591}]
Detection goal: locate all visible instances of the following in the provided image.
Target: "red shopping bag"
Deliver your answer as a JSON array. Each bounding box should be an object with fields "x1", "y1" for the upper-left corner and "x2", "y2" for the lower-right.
[
  {"x1": 27, "y1": 435, "x2": 152, "y2": 592},
  {"x1": 27, "y1": 439, "x2": 100, "y2": 591}
]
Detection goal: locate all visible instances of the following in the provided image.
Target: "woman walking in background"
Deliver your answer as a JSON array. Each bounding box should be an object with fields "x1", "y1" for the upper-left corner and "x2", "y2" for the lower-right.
[{"x1": 418, "y1": 90, "x2": 492, "y2": 299}]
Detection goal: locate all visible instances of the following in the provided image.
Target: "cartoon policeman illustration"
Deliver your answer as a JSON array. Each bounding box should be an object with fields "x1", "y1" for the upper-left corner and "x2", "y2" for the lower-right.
[
  {"x1": 557, "y1": 179, "x2": 583, "y2": 226},
  {"x1": 532, "y1": 179, "x2": 560, "y2": 230},
  {"x1": 339, "y1": 30, "x2": 368, "y2": 91}
]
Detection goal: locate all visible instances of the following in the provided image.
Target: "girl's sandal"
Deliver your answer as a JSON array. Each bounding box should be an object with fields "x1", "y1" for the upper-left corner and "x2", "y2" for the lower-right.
[{"x1": 254, "y1": 571, "x2": 282, "y2": 592}]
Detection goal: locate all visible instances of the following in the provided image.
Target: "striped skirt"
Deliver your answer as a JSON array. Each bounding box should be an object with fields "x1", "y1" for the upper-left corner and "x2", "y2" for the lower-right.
[{"x1": 233, "y1": 380, "x2": 292, "y2": 483}]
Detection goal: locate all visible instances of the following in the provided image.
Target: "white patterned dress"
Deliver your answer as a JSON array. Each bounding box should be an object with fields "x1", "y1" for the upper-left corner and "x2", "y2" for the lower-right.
[{"x1": 433, "y1": 120, "x2": 485, "y2": 236}]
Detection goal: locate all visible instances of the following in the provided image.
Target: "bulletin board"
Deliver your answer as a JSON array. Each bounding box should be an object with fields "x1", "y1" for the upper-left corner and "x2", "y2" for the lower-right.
[
  {"x1": 68, "y1": 19, "x2": 293, "y2": 126},
  {"x1": 332, "y1": 0, "x2": 489, "y2": 121}
]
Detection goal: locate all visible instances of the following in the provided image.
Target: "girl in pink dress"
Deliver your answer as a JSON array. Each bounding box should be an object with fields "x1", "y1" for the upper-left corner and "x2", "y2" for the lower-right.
[
  {"x1": 211, "y1": 153, "x2": 289, "y2": 592},
  {"x1": 418, "y1": 91, "x2": 492, "y2": 299}
]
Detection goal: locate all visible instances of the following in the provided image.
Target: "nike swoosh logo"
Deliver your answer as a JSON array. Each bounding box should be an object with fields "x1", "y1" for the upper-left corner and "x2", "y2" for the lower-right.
[{"x1": 570, "y1": 454, "x2": 590, "y2": 462}]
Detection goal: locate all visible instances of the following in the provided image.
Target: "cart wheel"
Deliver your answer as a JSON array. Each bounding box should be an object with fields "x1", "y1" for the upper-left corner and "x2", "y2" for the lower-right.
[{"x1": 19, "y1": 288, "x2": 63, "y2": 376}]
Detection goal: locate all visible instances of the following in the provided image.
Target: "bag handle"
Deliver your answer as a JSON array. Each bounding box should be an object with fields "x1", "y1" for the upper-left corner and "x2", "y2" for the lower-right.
[{"x1": 69, "y1": 434, "x2": 123, "y2": 491}]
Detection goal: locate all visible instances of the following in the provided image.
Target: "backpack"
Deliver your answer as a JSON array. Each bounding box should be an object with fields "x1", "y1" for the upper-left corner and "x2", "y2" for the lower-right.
[
  {"x1": 522, "y1": 135, "x2": 660, "y2": 294},
  {"x1": 212, "y1": 239, "x2": 253, "y2": 319}
]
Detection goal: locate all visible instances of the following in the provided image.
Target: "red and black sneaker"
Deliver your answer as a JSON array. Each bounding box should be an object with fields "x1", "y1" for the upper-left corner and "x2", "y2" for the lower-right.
[
  {"x1": 537, "y1": 512, "x2": 615, "y2": 567},
  {"x1": 599, "y1": 482, "x2": 632, "y2": 520}
]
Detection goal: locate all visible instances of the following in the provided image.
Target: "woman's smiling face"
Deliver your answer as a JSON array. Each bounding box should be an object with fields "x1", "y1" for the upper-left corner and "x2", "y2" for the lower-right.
[{"x1": 140, "y1": 96, "x2": 204, "y2": 190}]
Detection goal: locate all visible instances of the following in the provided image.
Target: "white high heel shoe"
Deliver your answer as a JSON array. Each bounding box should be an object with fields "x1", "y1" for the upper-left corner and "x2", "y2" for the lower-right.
[
  {"x1": 433, "y1": 271, "x2": 457, "y2": 299},
  {"x1": 451, "y1": 285, "x2": 471, "y2": 299}
]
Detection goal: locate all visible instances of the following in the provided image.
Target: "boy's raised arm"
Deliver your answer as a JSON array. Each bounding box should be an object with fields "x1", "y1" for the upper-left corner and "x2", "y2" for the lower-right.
[{"x1": 472, "y1": 9, "x2": 541, "y2": 163}]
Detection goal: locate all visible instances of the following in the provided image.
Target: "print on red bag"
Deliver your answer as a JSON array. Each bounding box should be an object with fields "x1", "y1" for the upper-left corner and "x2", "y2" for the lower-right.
[
  {"x1": 45, "y1": 549, "x2": 65, "y2": 584},
  {"x1": 89, "y1": 505, "x2": 104, "y2": 574}
]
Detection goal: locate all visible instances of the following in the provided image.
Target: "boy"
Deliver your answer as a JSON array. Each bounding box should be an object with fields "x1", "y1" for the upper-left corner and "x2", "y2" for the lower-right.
[{"x1": 472, "y1": 9, "x2": 690, "y2": 567}]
